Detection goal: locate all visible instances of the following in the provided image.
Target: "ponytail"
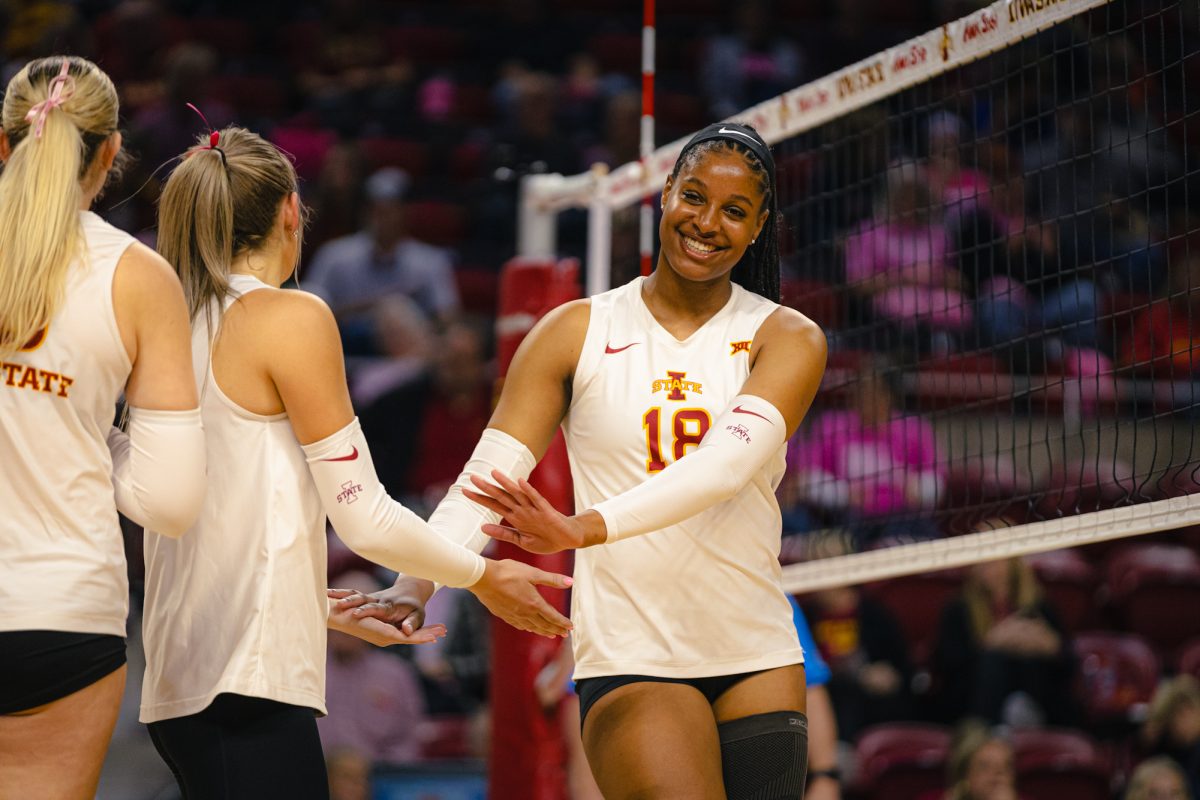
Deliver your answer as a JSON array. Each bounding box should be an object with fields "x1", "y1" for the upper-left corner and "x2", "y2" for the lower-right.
[
  {"x1": 157, "y1": 147, "x2": 235, "y2": 324},
  {"x1": 0, "y1": 56, "x2": 118, "y2": 356},
  {"x1": 157, "y1": 126, "x2": 302, "y2": 326}
]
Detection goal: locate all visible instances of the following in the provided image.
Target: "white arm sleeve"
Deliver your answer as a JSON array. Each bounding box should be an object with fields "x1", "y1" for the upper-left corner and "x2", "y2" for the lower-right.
[
  {"x1": 592, "y1": 394, "x2": 788, "y2": 543},
  {"x1": 302, "y1": 418, "x2": 486, "y2": 588},
  {"x1": 108, "y1": 406, "x2": 206, "y2": 539},
  {"x1": 419, "y1": 427, "x2": 537, "y2": 591}
]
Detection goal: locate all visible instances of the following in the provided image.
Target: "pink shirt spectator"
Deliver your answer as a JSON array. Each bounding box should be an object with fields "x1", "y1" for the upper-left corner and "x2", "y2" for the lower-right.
[
  {"x1": 790, "y1": 410, "x2": 942, "y2": 518},
  {"x1": 844, "y1": 220, "x2": 972, "y2": 331},
  {"x1": 319, "y1": 649, "x2": 427, "y2": 764}
]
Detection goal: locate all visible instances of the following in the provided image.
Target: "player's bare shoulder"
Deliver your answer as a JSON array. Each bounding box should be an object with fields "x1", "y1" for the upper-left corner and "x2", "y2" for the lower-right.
[
  {"x1": 223, "y1": 286, "x2": 342, "y2": 361},
  {"x1": 114, "y1": 241, "x2": 187, "y2": 307},
  {"x1": 520, "y1": 297, "x2": 592, "y2": 370},
  {"x1": 752, "y1": 305, "x2": 827, "y2": 367}
]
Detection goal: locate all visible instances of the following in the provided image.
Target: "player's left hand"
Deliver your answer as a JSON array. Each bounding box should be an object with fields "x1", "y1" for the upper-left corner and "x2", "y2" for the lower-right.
[
  {"x1": 326, "y1": 591, "x2": 446, "y2": 647},
  {"x1": 464, "y1": 470, "x2": 586, "y2": 554}
]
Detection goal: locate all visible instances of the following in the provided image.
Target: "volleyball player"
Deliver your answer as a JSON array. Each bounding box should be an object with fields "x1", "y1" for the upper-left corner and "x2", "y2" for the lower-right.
[
  {"x1": 140, "y1": 126, "x2": 572, "y2": 799},
  {"x1": 0, "y1": 57, "x2": 207, "y2": 799},
  {"x1": 341, "y1": 122, "x2": 826, "y2": 798}
]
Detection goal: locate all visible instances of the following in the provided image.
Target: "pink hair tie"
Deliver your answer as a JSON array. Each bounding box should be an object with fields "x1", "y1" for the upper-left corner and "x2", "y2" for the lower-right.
[{"x1": 24, "y1": 60, "x2": 75, "y2": 139}]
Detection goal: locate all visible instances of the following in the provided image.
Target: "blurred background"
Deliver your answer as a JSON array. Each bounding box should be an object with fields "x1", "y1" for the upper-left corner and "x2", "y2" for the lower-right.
[{"x1": 6, "y1": 0, "x2": 1200, "y2": 798}]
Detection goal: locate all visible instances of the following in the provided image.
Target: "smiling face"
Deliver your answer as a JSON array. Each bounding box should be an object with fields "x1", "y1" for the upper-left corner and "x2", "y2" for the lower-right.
[{"x1": 659, "y1": 145, "x2": 769, "y2": 286}]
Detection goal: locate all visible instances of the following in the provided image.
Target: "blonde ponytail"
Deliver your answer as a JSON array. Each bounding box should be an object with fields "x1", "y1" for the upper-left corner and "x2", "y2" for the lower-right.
[{"x1": 0, "y1": 56, "x2": 119, "y2": 357}]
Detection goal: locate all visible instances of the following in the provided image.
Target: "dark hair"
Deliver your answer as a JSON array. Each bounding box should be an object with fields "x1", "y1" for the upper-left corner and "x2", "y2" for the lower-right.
[{"x1": 670, "y1": 130, "x2": 781, "y2": 303}]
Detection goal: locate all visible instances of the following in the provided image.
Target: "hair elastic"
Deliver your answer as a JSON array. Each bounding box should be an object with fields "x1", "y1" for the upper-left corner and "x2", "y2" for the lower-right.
[{"x1": 186, "y1": 102, "x2": 226, "y2": 167}]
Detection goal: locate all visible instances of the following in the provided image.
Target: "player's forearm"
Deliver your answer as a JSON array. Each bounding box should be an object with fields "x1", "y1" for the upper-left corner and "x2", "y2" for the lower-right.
[{"x1": 590, "y1": 395, "x2": 786, "y2": 543}]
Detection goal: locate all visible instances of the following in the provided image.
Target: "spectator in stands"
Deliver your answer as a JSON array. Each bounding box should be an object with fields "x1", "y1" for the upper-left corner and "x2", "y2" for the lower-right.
[
  {"x1": 966, "y1": 172, "x2": 1104, "y2": 373},
  {"x1": 306, "y1": 141, "x2": 369, "y2": 254},
  {"x1": 319, "y1": 571, "x2": 429, "y2": 764},
  {"x1": 933, "y1": 554, "x2": 1076, "y2": 727},
  {"x1": 583, "y1": 90, "x2": 641, "y2": 170},
  {"x1": 942, "y1": 722, "x2": 1021, "y2": 800},
  {"x1": 925, "y1": 111, "x2": 992, "y2": 230},
  {"x1": 358, "y1": 319, "x2": 492, "y2": 506},
  {"x1": 326, "y1": 748, "x2": 372, "y2": 800},
  {"x1": 844, "y1": 160, "x2": 971, "y2": 355},
  {"x1": 807, "y1": 581, "x2": 915, "y2": 740},
  {"x1": 1121, "y1": 249, "x2": 1200, "y2": 377},
  {"x1": 130, "y1": 43, "x2": 233, "y2": 174},
  {"x1": 785, "y1": 355, "x2": 942, "y2": 545},
  {"x1": 306, "y1": 167, "x2": 461, "y2": 354},
  {"x1": 701, "y1": 0, "x2": 804, "y2": 119},
  {"x1": 1142, "y1": 676, "x2": 1200, "y2": 793},
  {"x1": 1125, "y1": 756, "x2": 1193, "y2": 800}
]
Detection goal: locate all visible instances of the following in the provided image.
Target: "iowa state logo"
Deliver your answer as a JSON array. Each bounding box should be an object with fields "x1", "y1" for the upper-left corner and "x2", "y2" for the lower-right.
[{"x1": 651, "y1": 371, "x2": 703, "y2": 401}]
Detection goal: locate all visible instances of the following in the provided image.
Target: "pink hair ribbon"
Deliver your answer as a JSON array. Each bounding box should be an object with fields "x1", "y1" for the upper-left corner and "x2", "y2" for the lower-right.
[{"x1": 24, "y1": 60, "x2": 75, "y2": 139}]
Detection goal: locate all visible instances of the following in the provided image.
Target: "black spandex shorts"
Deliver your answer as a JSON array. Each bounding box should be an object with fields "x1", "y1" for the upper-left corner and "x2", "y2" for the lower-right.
[
  {"x1": 0, "y1": 630, "x2": 126, "y2": 714},
  {"x1": 576, "y1": 669, "x2": 767, "y2": 727}
]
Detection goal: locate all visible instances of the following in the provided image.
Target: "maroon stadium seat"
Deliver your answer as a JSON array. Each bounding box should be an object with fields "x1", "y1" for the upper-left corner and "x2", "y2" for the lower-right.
[
  {"x1": 1074, "y1": 631, "x2": 1160, "y2": 723},
  {"x1": 855, "y1": 723, "x2": 951, "y2": 800},
  {"x1": 1105, "y1": 545, "x2": 1200, "y2": 658},
  {"x1": 867, "y1": 570, "x2": 964, "y2": 668},
  {"x1": 1013, "y1": 729, "x2": 1110, "y2": 800},
  {"x1": 359, "y1": 137, "x2": 430, "y2": 178},
  {"x1": 1027, "y1": 549, "x2": 1099, "y2": 634},
  {"x1": 1179, "y1": 637, "x2": 1200, "y2": 679},
  {"x1": 405, "y1": 201, "x2": 466, "y2": 248}
]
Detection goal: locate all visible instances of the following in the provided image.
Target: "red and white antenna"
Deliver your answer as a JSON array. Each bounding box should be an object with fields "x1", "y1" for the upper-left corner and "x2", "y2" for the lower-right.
[{"x1": 639, "y1": 0, "x2": 656, "y2": 276}]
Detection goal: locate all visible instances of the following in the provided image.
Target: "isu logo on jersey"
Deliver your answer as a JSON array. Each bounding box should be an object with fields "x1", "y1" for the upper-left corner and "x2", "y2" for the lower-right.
[
  {"x1": 730, "y1": 340, "x2": 751, "y2": 355},
  {"x1": 651, "y1": 371, "x2": 702, "y2": 401}
]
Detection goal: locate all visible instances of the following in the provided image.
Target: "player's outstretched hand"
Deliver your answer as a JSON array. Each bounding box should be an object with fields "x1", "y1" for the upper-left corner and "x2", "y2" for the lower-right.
[
  {"x1": 469, "y1": 558, "x2": 574, "y2": 638},
  {"x1": 327, "y1": 589, "x2": 446, "y2": 646},
  {"x1": 328, "y1": 575, "x2": 435, "y2": 636},
  {"x1": 465, "y1": 469, "x2": 588, "y2": 554}
]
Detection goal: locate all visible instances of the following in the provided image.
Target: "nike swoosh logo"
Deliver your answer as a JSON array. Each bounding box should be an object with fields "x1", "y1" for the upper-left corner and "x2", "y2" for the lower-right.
[
  {"x1": 322, "y1": 446, "x2": 359, "y2": 462},
  {"x1": 732, "y1": 405, "x2": 773, "y2": 424},
  {"x1": 718, "y1": 126, "x2": 758, "y2": 143},
  {"x1": 605, "y1": 342, "x2": 640, "y2": 354}
]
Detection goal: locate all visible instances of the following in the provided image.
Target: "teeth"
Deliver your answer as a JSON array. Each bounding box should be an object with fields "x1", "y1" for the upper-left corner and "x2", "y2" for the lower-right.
[{"x1": 683, "y1": 235, "x2": 716, "y2": 254}]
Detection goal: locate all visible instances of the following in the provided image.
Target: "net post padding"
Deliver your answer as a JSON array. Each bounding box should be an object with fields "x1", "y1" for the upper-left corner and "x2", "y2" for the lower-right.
[
  {"x1": 489, "y1": 258, "x2": 579, "y2": 800},
  {"x1": 782, "y1": 493, "x2": 1200, "y2": 595}
]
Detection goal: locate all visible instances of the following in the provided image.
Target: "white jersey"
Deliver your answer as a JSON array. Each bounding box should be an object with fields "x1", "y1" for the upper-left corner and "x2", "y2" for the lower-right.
[
  {"x1": 141, "y1": 275, "x2": 328, "y2": 723},
  {"x1": 565, "y1": 277, "x2": 803, "y2": 680},
  {"x1": 0, "y1": 212, "x2": 135, "y2": 637}
]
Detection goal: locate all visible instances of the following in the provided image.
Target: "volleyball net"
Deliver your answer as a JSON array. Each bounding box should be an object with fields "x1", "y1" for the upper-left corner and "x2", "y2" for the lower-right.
[{"x1": 515, "y1": 0, "x2": 1200, "y2": 594}]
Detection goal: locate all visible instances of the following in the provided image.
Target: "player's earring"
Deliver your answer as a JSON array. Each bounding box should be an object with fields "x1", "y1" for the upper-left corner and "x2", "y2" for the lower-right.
[{"x1": 751, "y1": 238, "x2": 757, "y2": 244}]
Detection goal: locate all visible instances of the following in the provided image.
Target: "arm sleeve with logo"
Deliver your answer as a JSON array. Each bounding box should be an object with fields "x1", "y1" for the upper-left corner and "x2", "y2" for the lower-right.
[
  {"x1": 302, "y1": 418, "x2": 486, "y2": 588},
  {"x1": 591, "y1": 394, "x2": 787, "y2": 543},
  {"x1": 108, "y1": 406, "x2": 206, "y2": 539}
]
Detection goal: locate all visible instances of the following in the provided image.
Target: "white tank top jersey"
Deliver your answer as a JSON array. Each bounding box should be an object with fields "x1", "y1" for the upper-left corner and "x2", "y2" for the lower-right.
[
  {"x1": 565, "y1": 276, "x2": 804, "y2": 680},
  {"x1": 0, "y1": 212, "x2": 135, "y2": 638},
  {"x1": 141, "y1": 274, "x2": 328, "y2": 723}
]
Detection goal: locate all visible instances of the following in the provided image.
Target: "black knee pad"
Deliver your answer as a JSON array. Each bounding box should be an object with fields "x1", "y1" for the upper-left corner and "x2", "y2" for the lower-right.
[{"x1": 718, "y1": 711, "x2": 808, "y2": 800}]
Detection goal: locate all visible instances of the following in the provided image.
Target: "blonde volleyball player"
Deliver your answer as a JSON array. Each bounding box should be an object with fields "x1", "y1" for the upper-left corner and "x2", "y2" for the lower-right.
[
  {"x1": 140, "y1": 125, "x2": 571, "y2": 799},
  {"x1": 0, "y1": 57, "x2": 207, "y2": 799},
  {"x1": 340, "y1": 122, "x2": 826, "y2": 798}
]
